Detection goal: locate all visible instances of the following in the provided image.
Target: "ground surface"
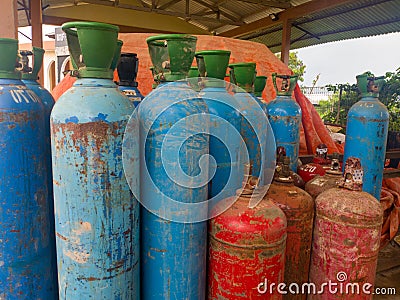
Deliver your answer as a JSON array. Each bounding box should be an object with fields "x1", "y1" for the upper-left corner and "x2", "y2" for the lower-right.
[{"x1": 374, "y1": 236, "x2": 400, "y2": 299}]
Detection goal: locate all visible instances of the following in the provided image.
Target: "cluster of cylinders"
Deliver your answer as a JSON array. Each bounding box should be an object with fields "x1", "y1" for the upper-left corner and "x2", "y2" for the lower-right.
[{"x1": 0, "y1": 20, "x2": 388, "y2": 300}]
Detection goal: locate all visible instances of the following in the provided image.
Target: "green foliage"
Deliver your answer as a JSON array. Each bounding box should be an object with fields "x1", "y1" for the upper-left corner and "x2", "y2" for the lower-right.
[
  {"x1": 317, "y1": 68, "x2": 400, "y2": 132},
  {"x1": 275, "y1": 51, "x2": 306, "y2": 82},
  {"x1": 380, "y1": 68, "x2": 400, "y2": 131}
]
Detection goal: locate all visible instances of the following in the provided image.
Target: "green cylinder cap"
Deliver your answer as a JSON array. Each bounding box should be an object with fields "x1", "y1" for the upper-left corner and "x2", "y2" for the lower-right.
[
  {"x1": 62, "y1": 21, "x2": 119, "y2": 79},
  {"x1": 20, "y1": 47, "x2": 45, "y2": 81},
  {"x1": 188, "y1": 66, "x2": 200, "y2": 78},
  {"x1": 146, "y1": 34, "x2": 197, "y2": 82},
  {"x1": 0, "y1": 38, "x2": 20, "y2": 79},
  {"x1": 254, "y1": 75, "x2": 267, "y2": 97},
  {"x1": 272, "y1": 73, "x2": 298, "y2": 96},
  {"x1": 110, "y1": 40, "x2": 123, "y2": 71},
  {"x1": 356, "y1": 72, "x2": 385, "y2": 98},
  {"x1": 229, "y1": 62, "x2": 256, "y2": 93},
  {"x1": 195, "y1": 50, "x2": 230, "y2": 79}
]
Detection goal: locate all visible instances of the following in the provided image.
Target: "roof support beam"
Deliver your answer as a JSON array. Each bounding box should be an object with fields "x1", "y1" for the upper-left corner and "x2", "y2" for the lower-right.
[
  {"x1": 293, "y1": 24, "x2": 320, "y2": 40},
  {"x1": 158, "y1": 0, "x2": 182, "y2": 10},
  {"x1": 220, "y1": 0, "x2": 355, "y2": 38},
  {"x1": 194, "y1": 0, "x2": 242, "y2": 23},
  {"x1": 280, "y1": 18, "x2": 291, "y2": 65},
  {"x1": 43, "y1": 3, "x2": 211, "y2": 34},
  {"x1": 31, "y1": 0, "x2": 44, "y2": 85},
  {"x1": 75, "y1": 0, "x2": 242, "y2": 25},
  {"x1": 238, "y1": 0, "x2": 291, "y2": 9},
  {"x1": 0, "y1": 0, "x2": 18, "y2": 39}
]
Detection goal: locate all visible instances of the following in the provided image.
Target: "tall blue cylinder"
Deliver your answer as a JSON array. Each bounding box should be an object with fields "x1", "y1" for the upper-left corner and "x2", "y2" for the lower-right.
[
  {"x1": 194, "y1": 50, "x2": 242, "y2": 201},
  {"x1": 0, "y1": 39, "x2": 56, "y2": 298},
  {"x1": 201, "y1": 84, "x2": 242, "y2": 200},
  {"x1": 22, "y1": 76, "x2": 57, "y2": 289},
  {"x1": 267, "y1": 74, "x2": 301, "y2": 172},
  {"x1": 139, "y1": 81, "x2": 208, "y2": 299},
  {"x1": 51, "y1": 78, "x2": 138, "y2": 299},
  {"x1": 51, "y1": 22, "x2": 139, "y2": 299},
  {"x1": 343, "y1": 74, "x2": 389, "y2": 200},
  {"x1": 229, "y1": 63, "x2": 274, "y2": 182}
]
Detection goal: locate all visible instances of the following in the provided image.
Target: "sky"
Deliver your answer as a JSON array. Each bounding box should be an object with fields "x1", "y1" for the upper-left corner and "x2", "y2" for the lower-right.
[
  {"x1": 18, "y1": 25, "x2": 400, "y2": 88},
  {"x1": 295, "y1": 32, "x2": 400, "y2": 87}
]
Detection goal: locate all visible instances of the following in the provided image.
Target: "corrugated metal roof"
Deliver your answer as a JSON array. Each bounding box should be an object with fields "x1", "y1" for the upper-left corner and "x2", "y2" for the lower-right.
[
  {"x1": 244, "y1": 0, "x2": 400, "y2": 52},
  {"x1": 18, "y1": 0, "x2": 400, "y2": 52}
]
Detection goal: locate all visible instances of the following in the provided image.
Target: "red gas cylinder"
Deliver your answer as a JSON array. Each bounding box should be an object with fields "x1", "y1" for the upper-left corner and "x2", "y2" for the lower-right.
[
  {"x1": 268, "y1": 157, "x2": 314, "y2": 300},
  {"x1": 305, "y1": 153, "x2": 342, "y2": 199},
  {"x1": 297, "y1": 144, "x2": 330, "y2": 183},
  {"x1": 308, "y1": 157, "x2": 383, "y2": 300},
  {"x1": 208, "y1": 167, "x2": 287, "y2": 299}
]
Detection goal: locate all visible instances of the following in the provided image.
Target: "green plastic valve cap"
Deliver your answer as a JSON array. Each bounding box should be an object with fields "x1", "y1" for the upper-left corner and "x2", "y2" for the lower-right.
[
  {"x1": 20, "y1": 47, "x2": 45, "y2": 81},
  {"x1": 228, "y1": 62, "x2": 256, "y2": 93},
  {"x1": 110, "y1": 40, "x2": 123, "y2": 71},
  {"x1": 188, "y1": 66, "x2": 200, "y2": 78},
  {"x1": 356, "y1": 72, "x2": 385, "y2": 98},
  {"x1": 195, "y1": 50, "x2": 231, "y2": 79},
  {"x1": 254, "y1": 75, "x2": 267, "y2": 97},
  {"x1": 62, "y1": 21, "x2": 119, "y2": 79},
  {"x1": 272, "y1": 73, "x2": 298, "y2": 96},
  {"x1": 0, "y1": 38, "x2": 20, "y2": 79},
  {"x1": 146, "y1": 34, "x2": 197, "y2": 82}
]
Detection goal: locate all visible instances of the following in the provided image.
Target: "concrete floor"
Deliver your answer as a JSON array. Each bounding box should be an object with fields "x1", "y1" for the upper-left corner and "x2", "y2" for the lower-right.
[{"x1": 374, "y1": 236, "x2": 400, "y2": 299}]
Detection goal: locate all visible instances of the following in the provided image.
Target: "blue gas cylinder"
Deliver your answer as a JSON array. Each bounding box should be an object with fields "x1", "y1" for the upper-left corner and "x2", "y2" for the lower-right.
[
  {"x1": 140, "y1": 34, "x2": 208, "y2": 299},
  {"x1": 0, "y1": 38, "x2": 57, "y2": 299},
  {"x1": 50, "y1": 22, "x2": 138, "y2": 299},
  {"x1": 20, "y1": 47, "x2": 58, "y2": 291},
  {"x1": 117, "y1": 52, "x2": 144, "y2": 107},
  {"x1": 343, "y1": 73, "x2": 389, "y2": 200},
  {"x1": 194, "y1": 50, "x2": 242, "y2": 202},
  {"x1": 267, "y1": 73, "x2": 301, "y2": 172},
  {"x1": 229, "y1": 62, "x2": 275, "y2": 185}
]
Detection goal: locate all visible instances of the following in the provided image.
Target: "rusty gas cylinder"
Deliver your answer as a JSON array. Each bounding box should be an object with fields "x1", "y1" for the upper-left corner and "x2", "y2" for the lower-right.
[
  {"x1": 305, "y1": 153, "x2": 342, "y2": 199},
  {"x1": 268, "y1": 156, "x2": 314, "y2": 300},
  {"x1": 208, "y1": 166, "x2": 287, "y2": 299},
  {"x1": 308, "y1": 157, "x2": 383, "y2": 300}
]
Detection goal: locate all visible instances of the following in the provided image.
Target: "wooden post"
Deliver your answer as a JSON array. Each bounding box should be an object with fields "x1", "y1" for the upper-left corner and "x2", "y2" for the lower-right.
[
  {"x1": 281, "y1": 18, "x2": 291, "y2": 65},
  {"x1": 31, "y1": 0, "x2": 44, "y2": 85},
  {"x1": 0, "y1": 0, "x2": 18, "y2": 39}
]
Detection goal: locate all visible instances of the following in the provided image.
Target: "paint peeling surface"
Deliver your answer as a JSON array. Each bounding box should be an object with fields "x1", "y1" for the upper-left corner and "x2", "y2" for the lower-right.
[
  {"x1": 343, "y1": 96, "x2": 389, "y2": 200},
  {"x1": 23, "y1": 79, "x2": 58, "y2": 290},
  {"x1": 0, "y1": 79, "x2": 56, "y2": 299},
  {"x1": 51, "y1": 78, "x2": 139, "y2": 299},
  {"x1": 267, "y1": 95, "x2": 301, "y2": 172},
  {"x1": 118, "y1": 86, "x2": 143, "y2": 108},
  {"x1": 138, "y1": 82, "x2": 208, "y2": 299},
  {"x1": 209, "y1": 195, "x2": 287, "y2": 299},
  {"x1": 308, "y1": 188, "x2": 383, "y2": 300},
  {"x1": 268, "y1": 181, "x2": 314, "y2": 300}
]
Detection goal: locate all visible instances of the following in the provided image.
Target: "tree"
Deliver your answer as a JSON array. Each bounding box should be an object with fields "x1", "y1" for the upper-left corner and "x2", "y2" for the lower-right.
[
  {"x1": 276, "y1": 51, "x2": 306, "y2": 82},
  {"x1": 318, "y1": 68, "x2": 400, "y2": 132}
]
